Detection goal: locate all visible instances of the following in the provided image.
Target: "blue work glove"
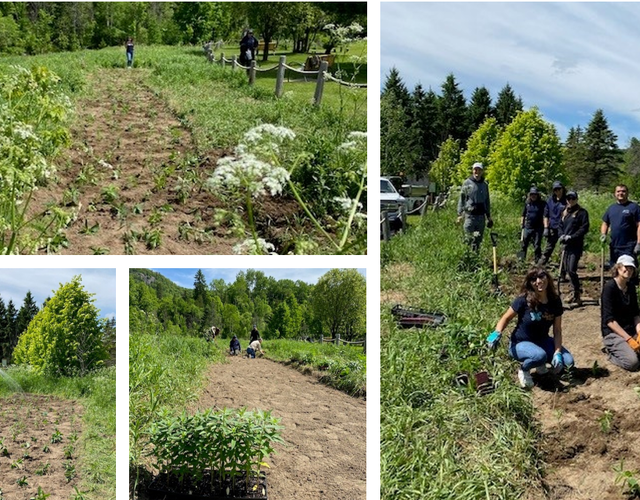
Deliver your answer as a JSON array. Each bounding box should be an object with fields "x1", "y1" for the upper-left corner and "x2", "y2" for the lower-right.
[
  {"x1": 551, "y1": 352, "x2": 564, "y2": 374},
  {"x1": 486, "y1": 330, "x2": 502, "y2": 350}
]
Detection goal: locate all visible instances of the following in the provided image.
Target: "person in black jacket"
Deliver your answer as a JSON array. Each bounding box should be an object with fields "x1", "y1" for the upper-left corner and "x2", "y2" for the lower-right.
[
  {"x1": 559, "y1": 190, "x2": 590, "y2": 306},
  {"x1": 539, "y1": 180, "x2": 567, "y2": 265},
  {"x1": 239, "y1": 29, "x2": 258, "y2": 66},
  {"x1": 520, "y1": 187, "x2": 546, "y2": 263},
  {"x1": 249, "y1": 325, "x2": 260, "y2": 343},
  {"x1": 229, "y1": 335, "x2": 241, "y2": 355},
  {"x1": 601, "y1": 255, "x2": 640, "y2": 371}
]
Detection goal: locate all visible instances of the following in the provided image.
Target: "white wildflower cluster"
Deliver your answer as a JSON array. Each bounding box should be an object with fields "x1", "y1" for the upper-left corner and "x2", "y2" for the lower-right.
[
  {"x1": 209, "y1": 153, "x2": 289, "y2": 198},
  {"x1": 243, "y1": 124, "x2": 296, "y2": 145},
  {"x1": 323, "y1": 22, "x2": 365, "y2": 45},
  {"x1": 333, "y1": 196, "x2": 363, "y2": 214},
  {"x1": 233, "y1": 238, "x2": 276, "y2": 255}
]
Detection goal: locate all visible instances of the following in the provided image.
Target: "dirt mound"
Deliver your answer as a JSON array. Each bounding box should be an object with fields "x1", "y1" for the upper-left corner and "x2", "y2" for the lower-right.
[
  {"x1": 190, "y1": 355, "x2": 366, "y2": 500},
  {"x1": 529, "y1": 304, "x2": 640, "y2": 499}
]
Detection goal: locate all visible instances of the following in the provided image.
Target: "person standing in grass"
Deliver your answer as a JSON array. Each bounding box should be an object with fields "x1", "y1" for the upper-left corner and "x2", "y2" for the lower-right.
[
  {"x1": 247, "y1": 338, "x2": 264, "y2": 358},
  {"x1": 600, "y1": 184, "x2": 640, "y2": 269},
  {"x1": 559, "y1": 190, "x2": 590, "y2": 307},
  {"x1": 456, "y1": 162, "x2": 493, "y2": 252},
  {"x1": 601, "y1": 255, "x2": 640, "y2": 371},
  {"x1": 239, "y1": 29, "x2": 258, "y2": 66},
  {"x1": 539, "y1": 180, "x2": 567, "y2": 266},
  {"x1": 250, "y1": 324, "x2": 260, "y2": 343},
  {"x1": 520, "y1": 186, "x2": 546, "y2": 263},
  {"x1": 487, "y1": 267, "x2": 574, "y2": 389},
  {"x1": 125, "y1": 37, "x2": 134, "y2": 68}
]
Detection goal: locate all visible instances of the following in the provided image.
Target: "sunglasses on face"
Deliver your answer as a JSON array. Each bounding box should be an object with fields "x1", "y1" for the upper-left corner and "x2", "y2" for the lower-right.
[
  {"x1": 567, "y1": 196, "x2": 577, "y2": 201},
  {"x1": 530, "y1": 272, "x2": 548, "y2": 281}
]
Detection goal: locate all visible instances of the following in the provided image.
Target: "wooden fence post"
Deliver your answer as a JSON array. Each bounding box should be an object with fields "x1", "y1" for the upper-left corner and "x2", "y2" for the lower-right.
[
  {"x1": 221, "y1": 52, "x2": 225, "y2": 69},
  {"x1": 335, "y1": 333, "x2": 340, "y2": 346},
  {"x1": 320, "y1": 334, "x2": 324, "y2": 344},
  {"x1": 231, "y1": 55, "x2": 237, "y2": 71},
  {"x1": 314, "y1": 60, "x2": 328, "y2": 106},
  {"x1": 249, "y1": 60, "x2": 256, "y2": 85},
  {"x1": 363, "y1": 336, "x2": 366, "y2": 354},
  {"x1": 381, "y1": 211, "x2": 391, "y2": 241},
  {"x1": 275, "y1": 55, "x2": 286, "y2": 97}
]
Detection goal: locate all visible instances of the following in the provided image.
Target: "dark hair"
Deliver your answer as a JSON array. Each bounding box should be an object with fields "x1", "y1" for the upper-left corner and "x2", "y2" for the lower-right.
[
  {"x1": 615, "y1": 184, "x2": 629, "y2": 192},
  {"x1": 612, "y1": 262, "x2": 636, "y2": 278},
  {"x1": 519, "y1": 267, "x2": 559, "y2": 309}
]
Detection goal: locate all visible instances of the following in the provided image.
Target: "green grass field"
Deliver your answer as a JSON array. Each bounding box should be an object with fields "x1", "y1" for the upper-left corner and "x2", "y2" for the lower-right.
[{"x1": 381, "y1": 191, "x2": 615, "y2": 499}]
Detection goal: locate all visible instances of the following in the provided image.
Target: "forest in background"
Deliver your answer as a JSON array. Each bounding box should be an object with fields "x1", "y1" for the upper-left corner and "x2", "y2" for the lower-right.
[
  {"x1": 0, "y1": 2, "x2": 366, "y2": 56},
  {"x1": 382, "y1": 69, "x2": 640, "y2": 196},
  {"x1": 129, "y1": 268, "x2": 366, "y2": 341}
]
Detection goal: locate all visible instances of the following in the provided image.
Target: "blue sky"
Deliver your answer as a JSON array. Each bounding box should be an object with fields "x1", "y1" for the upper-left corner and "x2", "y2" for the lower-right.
[
  {"x1": 381, "y1": 2, "x2": 640, "y2": 145},
  {"x1": 150, "y1": 268, "x2": 367, "y2": 289},
  {"x1": 0, "y1": 269, "x2": 116, "y2": 320}
]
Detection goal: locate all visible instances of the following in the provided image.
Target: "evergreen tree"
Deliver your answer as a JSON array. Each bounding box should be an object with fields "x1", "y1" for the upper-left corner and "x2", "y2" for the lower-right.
[
  {"x1": 583, "y1": 109, "x2": 622, "y2": 191},
  {"x1": 563, "y1": 126, "x2": 588, "y2": 188},
  {"x1": 437, "y1": 73, "x2": 468, "y2": 145},
  {"x1": 16, "y1": 291, "x2": 39, "y2": 339},
  {"x1": 622, "y1": 137, "x2": 640, "y2": 195},
  {"x1": 0, "y1": 296, "x2": 7, "y2": 359},
  {"x1": 381, "y1": 67, "x2": 411, "y2": 109},
  {"x1": 494, "y1": 83, "x2": 523, "y2": 127},
  {"x1": 381, "y1": 92, "x2": 419, "y2": 176},
  {"x1": 412, "y1": 85, "x2": 441, "y2": 172},
  {"x1": 467, "y1": 86, "x2": 494, "y2": 135},
  {"x1": 5, "y1": 300, "x2": 18, "y2": 359}
]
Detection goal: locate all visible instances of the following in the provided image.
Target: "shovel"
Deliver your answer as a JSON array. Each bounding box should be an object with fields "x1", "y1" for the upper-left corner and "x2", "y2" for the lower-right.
[
  {"x1": 516, "y1": 227, "x2": 525, "y2": 261},
  {"x1": 557, "y1": 247, "x2": 565, "y2": 300},
  {"x1": 599, "y1": 243, "x2": 605, "y2": 305},
  {"x1": 490, "y1": 232, "x2": 502, "y2": 294}
]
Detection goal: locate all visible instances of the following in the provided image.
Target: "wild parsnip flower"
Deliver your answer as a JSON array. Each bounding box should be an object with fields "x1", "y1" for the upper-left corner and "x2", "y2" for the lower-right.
[
  {"x1": 233, "y1": 238, "x2": 276, "y2": 255},
  {"x1": 208, "y1": 153, "x2": 289, "y2": 198},
  {"x1": 243, "y1": 124, "x2": 296, "y2": 144},
  {"x1": 334, "y1": 196, "x2": 363, "y2": 214}
]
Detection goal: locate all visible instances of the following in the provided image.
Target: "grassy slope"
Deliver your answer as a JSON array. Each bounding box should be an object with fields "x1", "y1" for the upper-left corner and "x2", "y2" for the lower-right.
[
  {"x1": 0, "y1": 367, "x2": 116, "y2": 500},
  {"x1": 381, "y1": 191, "x2": 613, "y2": 499}
]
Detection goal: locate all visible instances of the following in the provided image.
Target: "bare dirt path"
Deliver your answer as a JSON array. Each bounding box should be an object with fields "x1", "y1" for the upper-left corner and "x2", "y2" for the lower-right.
[
  {"x1": 528, "y1": 303, "x2": 640, "y2": 499},
  {"x1": 191, "y1": 355, "x2": 366, "y2": 500},
  {"x1": 31, "y1": 68, "x2": 237, "y2": 255}
]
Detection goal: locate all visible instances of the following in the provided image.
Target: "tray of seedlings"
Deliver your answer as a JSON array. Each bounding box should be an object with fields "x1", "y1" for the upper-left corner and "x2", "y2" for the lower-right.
[
  {"x1": 391, "y1": 304, "x2": 447, "y2": 328},
  {"x1": 146, "y1": 408, "x2": 283, "y2": 500}
]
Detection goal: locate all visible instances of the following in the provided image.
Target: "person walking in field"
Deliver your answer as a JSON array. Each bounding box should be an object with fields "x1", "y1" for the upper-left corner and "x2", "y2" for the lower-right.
[
  {"x1": 487, "y1": 267, "x2": 574, "y2": 389},
  {"x1": 600, "y1": 184, "x2": 640, "y2": 269},
  {"x1": 539, "y1": 180, "x2": 567, "y2": 266},
  {"x1": 125, "y1": 37, "x2": 134, "y2": 68},
  {"x1": 246, "y1": 338, "x2": 264, "y2": 359},
  {"x1": 230, "y1": 335, "x2": 241, "y2": 356},
  {"x1": 520, "y1": 186, "x2": 546, "y2": 263},
  {"x1": 457, "y1": 162, "x2": 493, "y2": 252},
  {"x1": 239, "y1": 29, "x2": 258, "y2": 66},
  {"x1": 600, "y1": 255, "x2": 640, "y2": 371},
  {"x1": 559, "y1": 190, "x2": 590, "y2": 307}
]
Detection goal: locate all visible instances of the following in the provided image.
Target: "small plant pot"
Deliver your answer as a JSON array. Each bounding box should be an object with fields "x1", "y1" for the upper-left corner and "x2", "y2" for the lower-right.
[
  {"x1": 474, "y1": 371, "x2": 494, "y2": 396},
  {"x1": 454, "y1": 372, "x2": 470, "y2": 387},
  {"x1": 147, "y1": 471, "x2": 268, "y2": 500}
]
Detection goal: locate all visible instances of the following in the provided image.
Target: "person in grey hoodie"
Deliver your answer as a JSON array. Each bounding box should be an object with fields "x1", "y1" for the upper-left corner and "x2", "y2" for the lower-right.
[{"x1": 457, "y1": 162, "x2": 493, "y2": 251}]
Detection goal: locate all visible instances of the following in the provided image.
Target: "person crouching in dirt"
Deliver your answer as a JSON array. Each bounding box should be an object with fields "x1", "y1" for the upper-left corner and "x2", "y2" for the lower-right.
[
  {"x1": 601, "y1": 255, "x2": 640, "y2": 371},
  {"x1": 249, "y1": 325, "x2": 260, "y2": 343},
  {"x1": 558, "y1": 191, "x2": 590, "y2": 307},
  {"x1": 486, "y1": 267, "x2": 574, "y2": 389},
  {"x1": 520, "y1": 186, "x2": 546, "y2": 263},
  {"x1": 246, "y1": 338, "x2": 264, "y2": 359},
  {"x1": 456, "y1": 162, "x2": 493, "y2": 252},
  {"x1": 229, "y1": 335, "x2": 241, "y2": 356}
]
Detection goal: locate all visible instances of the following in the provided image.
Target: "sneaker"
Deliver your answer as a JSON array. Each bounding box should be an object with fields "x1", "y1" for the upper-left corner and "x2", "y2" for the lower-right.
[
  {"x1": 518, "y1": 368, "x2": 534, "y2": 388},
  {"x1": 535, "y1": 364, "x2": 549, "y2": 375}
]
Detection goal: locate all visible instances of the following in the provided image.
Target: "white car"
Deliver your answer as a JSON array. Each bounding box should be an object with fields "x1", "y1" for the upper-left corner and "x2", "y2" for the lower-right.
[{"x1": 380, "y1": 177, "x2": 408, "y2": 232}]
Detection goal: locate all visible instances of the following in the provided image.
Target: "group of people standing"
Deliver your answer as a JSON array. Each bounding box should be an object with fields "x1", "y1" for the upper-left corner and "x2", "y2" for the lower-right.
[{"x1": 456, "y1": 162, "x2": 640, "y2": 387}]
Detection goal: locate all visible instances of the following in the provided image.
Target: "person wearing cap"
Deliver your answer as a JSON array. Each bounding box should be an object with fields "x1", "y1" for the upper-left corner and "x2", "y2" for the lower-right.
[
  {"x1": 558, "y1": 190, "x2": 590, "y2": 306},
  {"x1": 239, "y1": 29, "x2": 258, "y2": 66},
  {"x1": 600, "y1": 184, "x2": 640, "y2": 269},
  {"x1": 600, "y1": 254, "x2": 640, "y2": 371},
  {"x1": 457, "y1": 162, "x2": 493, "y2": 251},
  {"x1": 520, "y1": 186, "x2": 546, "y2": 262},
  {"x1": 229, "y1": 335, "x2": 241, "y2": 355},
  {"x1": 539, "y1": 180, "x2": 567, "y2": 266},
  {"x1": 249, "y1": 324, "x2": 260, "y2": 343}
]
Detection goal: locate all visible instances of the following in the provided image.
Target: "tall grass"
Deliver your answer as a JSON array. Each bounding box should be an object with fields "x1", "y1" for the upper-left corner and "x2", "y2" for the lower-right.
[
  {"x1": 0, "y1": 366, "x2": 115, "y2": 499},
  {"x1": 381, "y1": 191, "x2": 617, "y2": 498}
]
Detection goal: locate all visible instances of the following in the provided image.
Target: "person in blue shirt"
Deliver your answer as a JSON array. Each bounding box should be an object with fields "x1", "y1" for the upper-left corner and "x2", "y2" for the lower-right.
[
  {"x1": 456, "y1": 162, "x2": 493, "y2": 252},
  {"x1": 600, "y1": 184, "x2": 640, "y2": 269},
  {"x1": 229, "y1": 335, "x2": 241, "y2": 355},
  {"x1": 125, "y1": 37, "x2": 134, "y2": 68},
  {"x1": 487, "y1": 267, "x2": 574, "y2": 388},
  {"x1": 538, "y1": 180, "x2": 567, "y2": 266},
  {"x1": 520, "y1": 186, "x2": 546, "y2": 263},
  {"x1": 239, "y1": 29, "x2": 258, "y2": 66}
]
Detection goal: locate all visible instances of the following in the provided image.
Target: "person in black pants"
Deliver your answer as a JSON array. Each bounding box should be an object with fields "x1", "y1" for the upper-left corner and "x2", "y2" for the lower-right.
[
  {"x1": 239, "y1": 29, "x2": 258, "y2": 66},
  {"x1": 249, "y1": 325, "x2": 260, "y2": 343},
  {"x1": 601, "y1": 255, "x2": 640, "y2": 371},
  {"x1": 539, "y1": 180, "x2": 567, "y2": 266},
  {"x1": 559, "y1": 190, "x2": 590, "y2": 306},
  {"x1": 520, "y1": 186, "x2": 546, "y2": 263}
]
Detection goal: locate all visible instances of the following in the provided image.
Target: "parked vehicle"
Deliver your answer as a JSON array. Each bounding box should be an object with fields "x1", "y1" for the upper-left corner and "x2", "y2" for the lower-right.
[{"x1": 380, "y1": 177, "x2": 408, "y2": 233}]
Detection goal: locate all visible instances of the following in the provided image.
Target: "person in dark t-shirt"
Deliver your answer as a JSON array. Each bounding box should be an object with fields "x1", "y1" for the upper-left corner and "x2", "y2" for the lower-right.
[
  {"x1": 125, "y1": 38, "x2": 134, "y2": 68},
  {"x1": 601, "y1": 184, "x2": 640, "y2": 268},
  {"x1": 486, "y1": 267, "x2": 574, "y2": 388},
  {"x1": 249, "y1": 325, "x2": 260, "y2": 343},
  {"x1": 600, "y1": 254, "x2": 640, "y2": 371},
  {"x1": 520, "y1": 186, "x2": 546, "y2": 262}
]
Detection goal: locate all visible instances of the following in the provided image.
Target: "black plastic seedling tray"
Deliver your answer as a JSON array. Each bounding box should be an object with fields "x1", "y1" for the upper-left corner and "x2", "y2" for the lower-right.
[
  {"x1": 391, "y1": 304, "x2": 447, "y2": 328},
  {"x1": 147, "y1": 472, "x2": 267, "y2": 500}
]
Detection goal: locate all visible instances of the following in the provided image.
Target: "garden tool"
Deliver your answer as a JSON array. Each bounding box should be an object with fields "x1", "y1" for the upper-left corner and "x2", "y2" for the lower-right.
[
  {"x1": 557, "y1": 248, "x2": 565, "y2": 299},
  {"x1": 516, "y1": 228, "x2": 526, "y2": 261},
  {"x1": 490, "y1": 232, "x2": 502, "y2": 295},
  {"x1": 599, "y1": 242, "x2": 605, "y2": 305}
]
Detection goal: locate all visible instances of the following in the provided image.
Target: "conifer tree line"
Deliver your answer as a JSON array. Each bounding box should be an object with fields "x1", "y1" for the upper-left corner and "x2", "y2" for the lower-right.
[
  {"x1": 0, "y1": 2, "x2": 366, "y2": 56},
  {"x1": 381, "y1": 68, "x2": 639, "y2": 197},
  {"x1": 129, "y1": 268, "x2": 366, "y2": 341}
]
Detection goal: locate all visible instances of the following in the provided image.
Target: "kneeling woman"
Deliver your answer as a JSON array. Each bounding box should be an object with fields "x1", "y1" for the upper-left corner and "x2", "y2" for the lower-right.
[
  {"x1": 601, "y1": 255, "x2": 640, "y2": 371},
  {"x1": 487, "y1": 267, "x2": 574, "y2": 388}
]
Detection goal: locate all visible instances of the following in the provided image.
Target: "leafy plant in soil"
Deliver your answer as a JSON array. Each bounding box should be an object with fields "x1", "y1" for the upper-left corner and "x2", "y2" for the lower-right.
[
  {"x1": 614, "y1": 460, "x2": 640, "y2": 497},
  {"x1": 149, "y1": 408, "x2": 284, "y2": 498}
]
